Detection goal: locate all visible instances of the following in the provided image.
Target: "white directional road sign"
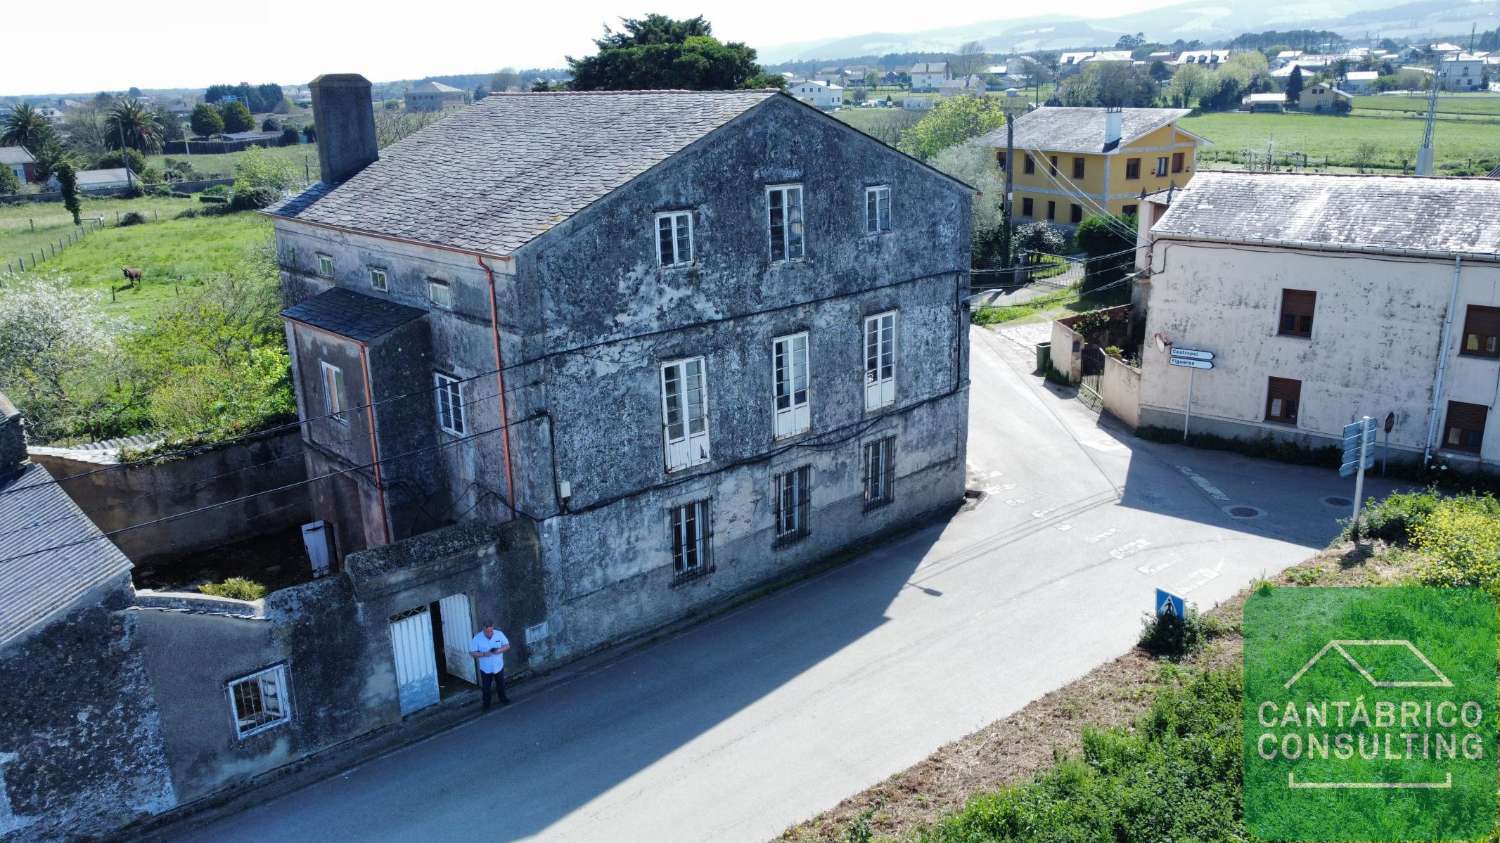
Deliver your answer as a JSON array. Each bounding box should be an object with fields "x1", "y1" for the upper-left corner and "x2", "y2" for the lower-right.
[
  {"x1": 1169, "y1": 357, "x2": 1213, "y2": 370},
  {"x1": 1169, "y1": 347, "x2": 1214, "y2": 362},
  {"x1": 1339, "y1": 418, "x2": 1377, "y2": 478}
]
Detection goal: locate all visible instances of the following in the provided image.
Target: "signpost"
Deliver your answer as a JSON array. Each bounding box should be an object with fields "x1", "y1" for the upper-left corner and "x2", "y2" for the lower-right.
[
  {"x1": 1168, "y1": 347, "x2": 1214, "y2": 441},
  {"x1": 1155, "y1": 588, "x2": 1186, "y2": 621},
  {"x1": 1341, "y1": 416, "x2": 1378, "y2": 532}
]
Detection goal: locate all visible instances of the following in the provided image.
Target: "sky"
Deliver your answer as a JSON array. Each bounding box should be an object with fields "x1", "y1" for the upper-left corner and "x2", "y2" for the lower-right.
[{"x1": 2, "y1": 0, "x2": 1188, "y2": 96}]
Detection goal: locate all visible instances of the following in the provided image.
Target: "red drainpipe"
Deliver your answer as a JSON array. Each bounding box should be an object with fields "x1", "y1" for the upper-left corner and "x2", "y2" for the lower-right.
[
  {"x1": 477, "y1": 255, "x2": 518, "y2": 517},
  {"x1": 358, "y1": 343, "x2": 392, "y2": 545}
]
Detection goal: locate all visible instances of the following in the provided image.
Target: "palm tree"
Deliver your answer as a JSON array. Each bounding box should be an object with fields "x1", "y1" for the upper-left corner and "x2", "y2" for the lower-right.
[
  {"x1": 105, "y1": 98, "x2": 163, "y2": 154},
  {"x1": 1, "y1": 104, "x2": 54, "y2": 153}
]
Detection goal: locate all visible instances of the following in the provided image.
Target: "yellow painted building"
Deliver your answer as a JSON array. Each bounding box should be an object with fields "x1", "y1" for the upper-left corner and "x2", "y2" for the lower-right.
[{"x1": 978, "y1": 107, "x2": 1206, "y2": 225}]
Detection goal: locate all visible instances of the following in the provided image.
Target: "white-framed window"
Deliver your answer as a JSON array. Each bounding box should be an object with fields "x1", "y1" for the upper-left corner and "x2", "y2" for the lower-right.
[
  {"x1": 316, "y1": 253, "x2": 334, "y2": 278},
  {"x1": 1155, "y1": 156, "x2": 1169, "y2": 177},
  {"x1": 863, "y1": 311, "x2": 897, "y2": 411},
  {"x1": 321, "y1": 361, "x2": 349, "y2": 424},
  {"x1": 767, "y1": 184, "x2": 805, "y2": 262},
  {"x1": 434, "y1": 371, "x2": 466, "y2": 435},
  {"x1": 772, "y1": 332, "x2": 811, "y2": 438},
  {"x1": 865, "y1": 185, "x2": 891, "y2": 234},
  {"x1": 669, "y1": 499, "x2": 712, "y2": 575},
  {"x1": 369, "y1": 267, "x2": 388, "y2": 292},
  {"x1": 655, "y1": 211, "x2": 693, "y2": 267},
  {"x1": 228, "y1": 665, "x2": 291, "y2": 739},
  {"x1": 661, "y1": 357, "x2": 710, "y2": 472},
  {"x1": 773, "y1": 465, "x2": 811, "y2": 544},
  {"x1": 862, "y1": 437, "x2": 896, "y2": 510},
  {"x1": 428, "y1": 278, "x2": 452, "y2": 309}
]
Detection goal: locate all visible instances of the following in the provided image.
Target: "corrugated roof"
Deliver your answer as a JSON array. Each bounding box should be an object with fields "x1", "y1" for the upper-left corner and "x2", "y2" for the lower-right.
[
  {"x1": 0, "y1": 146, "x2": 35, "y2": 165},
  {"x1": 977, "y1": 106, "x2": 1192, "y2": 154},
  {"x1": 282, "y1": 286, "x2": 428, "y2": 341},
  {"x1": 75, "y1": 168, "x2": 133, "y2": 185},
  {"x1": 1151, "y1": 171, "x2": 1500, "y2": 259},
  {"x1": 0, "y1": 463, "x2": 132, "y2": 646},
  {"x1": 269, "y1": 89, "x2": 779, "y2": 256}
]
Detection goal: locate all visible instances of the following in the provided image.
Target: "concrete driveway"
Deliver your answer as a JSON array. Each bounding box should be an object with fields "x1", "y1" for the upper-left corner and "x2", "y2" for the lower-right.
[{"x1": 166, "y1": 324, "x2": 1393, "y2": 842}]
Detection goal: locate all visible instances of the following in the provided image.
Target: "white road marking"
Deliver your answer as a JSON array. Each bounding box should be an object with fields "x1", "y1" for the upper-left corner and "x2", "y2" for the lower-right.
[
  {"x1": 1004, "y1": 498, "x2": 1026, "y2": 506},
  {"x1": 1055, "y1": 523, "x2": 1073, "y2": 532},
  {"x1": 1181, "y1": 562, "x2": 1226, "y2": 593},
  {"x1": 1178, "y1": 466, "x2": 1230, "y2": 502},
  {"x1": 1085, "y1": 527, "x2": 1118, "y2": 544},
  {"x1": 1108, "y1": 539, "x2": 1151, "y2": 560},
  {"x1": 1136, "y1": 558, "x2": 1174, "y2": 575}
]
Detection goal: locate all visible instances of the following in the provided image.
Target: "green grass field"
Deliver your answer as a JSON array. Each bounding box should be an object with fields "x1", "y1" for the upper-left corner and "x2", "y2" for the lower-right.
[
  {"x1": 5, "y1": 201, "x2": 272, "y2": 321},
  {"x1": 1353, "y1": 92, "x2": 1500, "y2": 118},
  {"x1": 1, "y1": 195, "x2": 208, "y2": 274},
  {"x1": 146, "y1": 142, "x2": 320, "y2": 180},
  {"x1": 1181, "y1": 110, "x2": 1500, "y2": 172}
]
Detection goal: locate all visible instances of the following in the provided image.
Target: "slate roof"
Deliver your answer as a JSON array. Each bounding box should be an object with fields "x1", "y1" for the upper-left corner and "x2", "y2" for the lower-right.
[
  {"x1": 1151, "y1": 171, "x2": 1500, "y2": 259},
  {"x1": 0, "y1": 146, "x2": 35, "y2": 165},
  {"x1": 410, "y1": 80, "x2": 463, "y2": 94},
  {"x1": 269, "y1": 90, "x2": 779, "y2": 255},
  {"x1": 977, "y1": 107, "x2": 1193, "y2": 155},
  {"x1": 281, "y1": 286, "x2": 428, "y2": 341},
  {"x1": 0, "y1": 462, "x2": 132, "y2": 646},
  {"x1": 75, "y1": 167, "x2": 134, "y2": 186}
]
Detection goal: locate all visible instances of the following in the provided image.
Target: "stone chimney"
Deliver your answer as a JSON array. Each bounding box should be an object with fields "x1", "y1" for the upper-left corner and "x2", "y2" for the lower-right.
[
  {"x1": 1104, "y1": 107, "x2": 1123, "y2": 148},
  {"x1": 310, "y1": 74, "x2": 379, "y2": 184}
]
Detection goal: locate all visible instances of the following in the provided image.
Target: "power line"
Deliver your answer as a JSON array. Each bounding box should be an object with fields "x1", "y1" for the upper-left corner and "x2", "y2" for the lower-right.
[{"x1": 1015, "y1": 142, "x2": 1141, "y2": 240}]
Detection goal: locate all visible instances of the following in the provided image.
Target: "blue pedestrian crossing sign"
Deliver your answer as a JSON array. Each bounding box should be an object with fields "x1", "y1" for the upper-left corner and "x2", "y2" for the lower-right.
[{"x1": 1155, "y1": 588, "x2": 1186, "y2": 620}]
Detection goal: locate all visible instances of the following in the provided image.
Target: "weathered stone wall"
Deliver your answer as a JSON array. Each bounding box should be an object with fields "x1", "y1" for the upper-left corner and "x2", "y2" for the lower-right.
[
  {"x1": 28, "y1": 428, "x2": 310, "y2": 564},
  {"x1": 0, "y1": 577, "x2": 178, "y2": 843}
]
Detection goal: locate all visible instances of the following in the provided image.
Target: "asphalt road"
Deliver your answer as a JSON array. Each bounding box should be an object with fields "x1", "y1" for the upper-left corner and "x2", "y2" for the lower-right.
[{"x1": 167, "y1": 324, "x2": 1393, "y2": 843}]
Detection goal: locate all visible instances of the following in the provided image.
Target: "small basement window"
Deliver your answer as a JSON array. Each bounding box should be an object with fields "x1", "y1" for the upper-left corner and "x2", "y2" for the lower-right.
[
  {"x1": 428, "y1": 278, "x2": 452, "y2": 309},
  {"x1": 1265, "y1": 376, "x2": 1302, "y2": 425},
  {"x1": 229, "y1": 665, "x2": 291, "y2": 739}
]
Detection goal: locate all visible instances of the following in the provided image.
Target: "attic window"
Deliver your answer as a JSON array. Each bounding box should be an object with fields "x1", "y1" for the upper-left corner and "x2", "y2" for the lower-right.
[
  {"x1": 316, "y1": 253, "x2": 334, "y2": 278},
  {"x1": 656, "y1": 211, "x2": 693, "y2": 267},
  {"x1": 427, "y1": 278, "x2": 452, "y2": 309}
]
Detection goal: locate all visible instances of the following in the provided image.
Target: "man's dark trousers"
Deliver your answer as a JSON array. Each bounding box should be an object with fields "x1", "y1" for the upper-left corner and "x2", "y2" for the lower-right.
[{"x1": 480, "y1": 669, "x2": 509, "y2": 710}]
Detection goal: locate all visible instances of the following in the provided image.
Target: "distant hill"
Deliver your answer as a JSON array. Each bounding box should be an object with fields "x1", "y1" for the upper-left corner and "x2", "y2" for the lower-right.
[{"x1": 757, "y1": 0, "x2": 1499, "y2": 61}]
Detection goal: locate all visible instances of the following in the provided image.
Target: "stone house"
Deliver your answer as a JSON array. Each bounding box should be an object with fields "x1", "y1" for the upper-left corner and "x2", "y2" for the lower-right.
[
  {"x1": 404, "y1": 79, "x2": 466, "y2": 111},
  {"x1": 1131, "y1": 172, "x2": 1500, "y2": 465},
  {"x1": 270, "y1": 75, "x2": 972, "y2": 678},
  {"x1": 908, "y1": 61, "x2": 949, "y2": 90}
]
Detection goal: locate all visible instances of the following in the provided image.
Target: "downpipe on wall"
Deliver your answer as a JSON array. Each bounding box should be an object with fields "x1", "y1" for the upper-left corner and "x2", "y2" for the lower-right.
[
  {"x1": 1423, "y1": 255, "x2": 1463, "y2": 465},
  {"x1": 477, "y1": 255, "x2": 519, "y2": 517}
]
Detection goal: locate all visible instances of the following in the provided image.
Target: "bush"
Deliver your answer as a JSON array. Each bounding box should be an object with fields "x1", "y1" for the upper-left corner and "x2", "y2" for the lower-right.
[
  {"x1": 199, "y1": 577, "x2": 267, "y2": 601},
  {"x1": 219, "y1": 100, "x2": 255, "y2": 133},
  {"x1": 230, "y1": 185, "x2": 279, "y2": 210},
  {"x1": 1411, "y1": 495, "x2": 1500, "y2": 592},
  {"x1": 174, "y1": 207, "x2": 200, "y2": 219},
  {"x1": 189, "y1": 103, "x2": 224, "y2": 138},
  {"x1": 280, "y1": 127, "x2": 300, "y2": 146},
  {"x1": 202, "y1": 183, "x2": 230, "y2": 197},
  {"x1": 261, "y1": 116, "x2": 281, "y2": 132},
  {"x1": 94, "y1": 147, "x2": 148, "y2": 175},
  {"x1": 118, "y1": 211, "x2": 147, "y2": 226},
  {"x1": 1138, "y1": 606, "x2": 1212, "y2": 659},
  {"x1": 0, "y1": 165, "x2": 20, "y2": 196},
  {"x1": 1354, "y1": 488, "x2": 1441, "y2": 543}
]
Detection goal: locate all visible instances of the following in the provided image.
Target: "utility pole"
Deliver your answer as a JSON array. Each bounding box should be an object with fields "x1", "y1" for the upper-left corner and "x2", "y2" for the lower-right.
[
  {"x1": 1003, "y1": 88, "x2": 1024, "y2": 284},
  {"x1": 1416, "y1": 59, "x2": 1441, "y2": 176}
]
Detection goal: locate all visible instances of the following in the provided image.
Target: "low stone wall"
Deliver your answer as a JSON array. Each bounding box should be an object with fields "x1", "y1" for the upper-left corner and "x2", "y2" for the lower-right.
[
  {"x1": 1050, "y1": 319, "x2": 1083, "y2": 382},
  {"x1": 29, "y1": 428, "x2": 310, "y2": 564},
  {"x1": 1100, "y1": 355, "x2": 1142, "y2": 428}
]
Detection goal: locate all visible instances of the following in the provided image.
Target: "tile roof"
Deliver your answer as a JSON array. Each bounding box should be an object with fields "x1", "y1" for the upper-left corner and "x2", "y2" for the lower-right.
[
  {"x1": 1151, "y1": 171, "x2": 1500, "y2": 259},
  {"x1": 269, "y1": 89, "x2": 779, "y2": 255},
  {"x1": 282, "y1": 287, "x2": 428, "y2": 342},
  {"x1": 0, "y1": 146, "x2": 35, "y2": 165},
  {"x1": 0, "y1": 463, "x2": 132, "y2": 646},
  {"x1": 977, "y1": 107, "x2": 1193, "y2": 155}
]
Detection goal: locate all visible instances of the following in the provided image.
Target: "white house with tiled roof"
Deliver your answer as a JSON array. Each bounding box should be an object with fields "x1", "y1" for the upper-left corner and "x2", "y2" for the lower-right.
[{"x1": 1133, "y1": 172, "x2": 1500, "y2": 465}]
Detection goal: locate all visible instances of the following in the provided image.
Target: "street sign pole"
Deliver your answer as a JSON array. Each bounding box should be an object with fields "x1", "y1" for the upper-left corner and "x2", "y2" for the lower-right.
[
  {"x1": 1168, "y1": 347, "x2": 1213, "y2": 442},
  {"x1": 1352, "y1": 422, "x2": 1367, "y2": 532},
  {"x1": 1184, "y1": 366, "x2": 1194, "y2": 441}
]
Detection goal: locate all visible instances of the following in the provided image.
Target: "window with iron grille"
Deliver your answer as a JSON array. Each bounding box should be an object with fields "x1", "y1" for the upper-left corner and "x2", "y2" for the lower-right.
[
  {"x1": 773, "y1": 332, "x2": 810, "y2": 438},
  {"x1": 865, "y1": 186, "x2": 891, "y2": 234},
  {"x1": 1278, "y1": 290, "x2": 1317, "y2": 337},
  {"x1": 767, "y1": 184, "x2": 805, "y2": 262},
  {"x1": 369, "y1": 267, "x2": 387, "y2": 292},
  {"x1": 1461, "y1": 305, "x2": 1500, "y2": 358},
  {"x1": 661, "y1": 357, "x2": 710, "y2": 471},
  {"x1": 656, "y1": 211, "x2": 693, "y2": 267},
  {"x1": 228, "y1": 665, "x2": 290, "y2": 739},
  {"x1": 669, "y1": 499, "x2": 712, "y2": 575},
  {"x1": 863, "y1": 312, "x2": 896, "y2": 411},
  {"x1": 773, "y1": 465, "x2": 811, "y2": 545},
  {"x1": 434, "y1": 371, "x2": 466, "y2": 435},
  {"x1": 862, "y1": 437, "x2": 896, "y2": 510},
  {"x1": 1265, "y1": 376, "x2": 1301, "y2": 424},
  {"x1": 321, "y1": 361, "x2": 349, "y2": 425},
  {"x1": 1125, "y1": 158, "x2": 1141, "y2": 180},
  {"x1": 1072, "y1": 157, "x2": 1085, "y2": 179},
  {"x1": 1444, "y1": 401, "x2": 1487, "y2": 453},
  {"x1": 316, "y1": 253, "x2": 333, "y2": 277}
]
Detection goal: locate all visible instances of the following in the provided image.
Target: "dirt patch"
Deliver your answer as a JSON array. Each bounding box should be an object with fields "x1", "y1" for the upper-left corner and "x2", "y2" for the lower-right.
[{"x1": 776, "y1": 540, "x2": 1422, "y2": 842}]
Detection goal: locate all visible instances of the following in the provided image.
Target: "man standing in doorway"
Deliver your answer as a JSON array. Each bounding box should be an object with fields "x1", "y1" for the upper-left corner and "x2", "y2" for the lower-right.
[{"x1": 469, "y1": 621, "x2": 511, "y2": 711}]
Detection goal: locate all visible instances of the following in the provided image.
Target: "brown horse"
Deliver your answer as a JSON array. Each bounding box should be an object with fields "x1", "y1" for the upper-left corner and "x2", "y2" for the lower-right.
[{"x1": 121, "y1": 267, "x2": 143, "y2": 285}]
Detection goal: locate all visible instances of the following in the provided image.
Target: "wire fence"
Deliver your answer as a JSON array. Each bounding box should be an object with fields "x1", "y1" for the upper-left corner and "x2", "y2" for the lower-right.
[{"x1": 2, "y1": 215, "x2": 109, "y2": 277}]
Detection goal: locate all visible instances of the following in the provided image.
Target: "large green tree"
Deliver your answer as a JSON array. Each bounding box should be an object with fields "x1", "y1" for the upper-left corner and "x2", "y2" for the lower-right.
[
  {"x1": 1285, "y1": 66, "x2": 1304, "y2": 104},
  {"x1": 219, "y1": 100, "x2": 255, "y2": 133},
  {"x1": 568, "y1": 14, "x2": 783, "y2": 90},
  {"x1": 2, "y1": 104, "x2": 55, "y2": 154},
  {"x1": 1059, "y1": 62, "x2": 1158, "y2": 107},
  {"x1": 896, "y1": 95, "x2": 1007, "y2": 160},
  {"x1": 190, "y1": 103, "x2": 225, "y2": 137},
  {"x1": 105, "y1": 97, "x2": 163, "y2": 153}
]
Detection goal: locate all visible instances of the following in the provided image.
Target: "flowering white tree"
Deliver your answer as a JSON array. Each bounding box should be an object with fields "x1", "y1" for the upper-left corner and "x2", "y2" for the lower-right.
[{"x1": 0, "y1": 274, "x2": 127, "y2": 440}]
